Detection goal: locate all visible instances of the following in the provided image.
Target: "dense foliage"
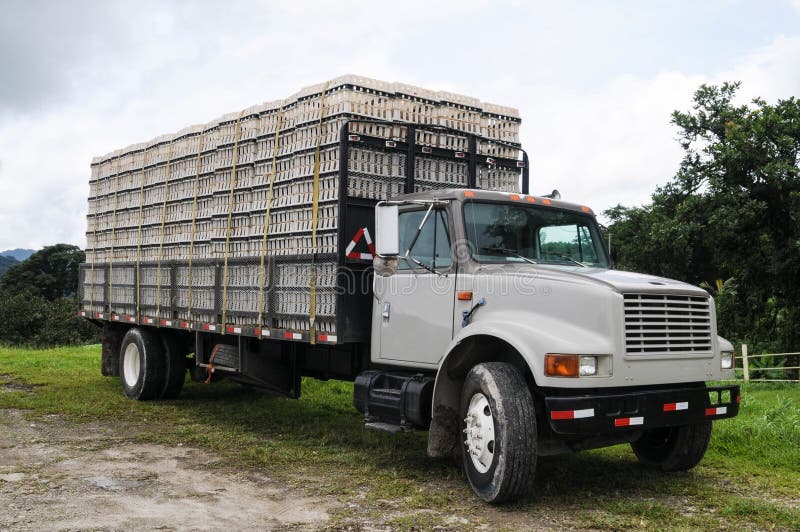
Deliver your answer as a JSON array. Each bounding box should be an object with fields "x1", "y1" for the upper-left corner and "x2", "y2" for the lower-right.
[
  {"x1": 0, "y1": 244, "x2": 99, "y2": 347},
  {"x1": 606, "y1": 83, "x2": 800, "y2": 353},
  {"x1": 0, "y1": 255, "x2": 18, "y2": 279}
]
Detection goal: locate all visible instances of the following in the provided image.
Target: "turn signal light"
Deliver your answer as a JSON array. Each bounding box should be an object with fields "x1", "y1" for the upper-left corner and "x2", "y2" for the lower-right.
[{"x1": 545, "y1": 354, "x2": 579, "y2": 377}]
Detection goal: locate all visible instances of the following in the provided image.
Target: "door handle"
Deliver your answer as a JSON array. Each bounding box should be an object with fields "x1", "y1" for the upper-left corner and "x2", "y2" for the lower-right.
[{"x1": 382, "y1": 302, "x2": 391, "y2": 320}]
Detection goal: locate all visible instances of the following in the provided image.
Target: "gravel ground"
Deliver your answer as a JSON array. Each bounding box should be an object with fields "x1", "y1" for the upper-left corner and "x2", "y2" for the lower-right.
[{"x1": 0, "y1": 409, "x2": 331, "y2": 531}]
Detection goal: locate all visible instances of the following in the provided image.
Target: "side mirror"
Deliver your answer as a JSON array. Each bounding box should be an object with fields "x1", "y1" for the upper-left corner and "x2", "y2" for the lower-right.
[{"x1": 375, "y1": 205, "x2": 399, "y2": 256}]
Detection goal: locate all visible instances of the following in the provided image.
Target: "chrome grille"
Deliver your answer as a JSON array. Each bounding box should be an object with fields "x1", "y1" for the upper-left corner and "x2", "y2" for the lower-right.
[{"x1": 624, "y1": 293, "x2": 712, "y2": 355}]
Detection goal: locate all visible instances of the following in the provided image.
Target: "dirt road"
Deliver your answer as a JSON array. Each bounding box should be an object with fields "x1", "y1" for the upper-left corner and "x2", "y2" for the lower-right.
[{"x1": 0, "y1": 409, "x2": 331, "y2": 530}]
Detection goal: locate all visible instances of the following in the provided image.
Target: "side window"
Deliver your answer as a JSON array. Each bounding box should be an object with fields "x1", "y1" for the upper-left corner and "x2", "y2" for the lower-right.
[
  {"x1": 434, "y1": 210, "x2": 452, "y2": 268},
  {"x1": 397, "y1": 209, "x2": 451, "y2": 271}
]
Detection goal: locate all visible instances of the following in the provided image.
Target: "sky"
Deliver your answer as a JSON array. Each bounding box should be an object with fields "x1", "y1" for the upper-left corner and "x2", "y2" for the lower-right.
[{"x1": 0, "y1": 0, "x2": 799, "y2": 250}]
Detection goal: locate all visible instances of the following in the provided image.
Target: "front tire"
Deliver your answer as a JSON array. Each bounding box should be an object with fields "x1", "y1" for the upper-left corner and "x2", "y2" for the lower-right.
[
  {"x1": 119, "y1": 328, "x2": 166, "y2": 401},
  {"x1": 631, "y1": 422, "x2": 712, "y2": 471},
  {"x1": 460, "y1": 362, "x2": 537, "y2": 504}
]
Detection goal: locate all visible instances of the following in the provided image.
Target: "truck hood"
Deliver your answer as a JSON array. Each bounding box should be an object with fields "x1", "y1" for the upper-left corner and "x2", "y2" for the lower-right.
[
  {"x1": 575, "y1": 267, "x2": 709, "y2": 296},
  {"x1": 475, "y1": 263, "x2": 709, "y2": 297}
]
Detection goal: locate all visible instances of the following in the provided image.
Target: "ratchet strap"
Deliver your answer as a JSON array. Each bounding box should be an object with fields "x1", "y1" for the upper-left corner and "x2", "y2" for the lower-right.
[
  {"x1": 88, "y1": 160, "x2": 110, "y2": 312},
  {"x1": 309, "y1": 83, "x2": 329, "y2": 344},
  {"x1": 107, "y1": 159, "x2": 121, "y2": 314},
  {"x1": 187, "y1": 130, "x2": 206, "y2": 319},
  {"x1": 205, "y1": 344, "x2": 221, "y2": 384},
  {"x1": 220, "y1": 111, "x2": 245, "y2": 331},
  {"x1": 135, "y1": 149, "x2": 147, "y2": 317},
  {"x1": 256, "y1": 106, "x2": 285, "y2": 329},
  {"x1": 155, "y1": 141, "x2": 175, "y2": 320}
]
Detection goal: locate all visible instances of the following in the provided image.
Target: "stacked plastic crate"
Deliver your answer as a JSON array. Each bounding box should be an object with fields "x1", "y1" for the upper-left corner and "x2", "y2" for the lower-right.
[{"x1": 82, "y1": 75, "x2": 521, "y2": 333}]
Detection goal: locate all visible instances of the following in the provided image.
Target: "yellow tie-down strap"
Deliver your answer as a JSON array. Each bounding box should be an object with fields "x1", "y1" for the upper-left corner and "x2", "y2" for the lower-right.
[
  {"x1": 187, "y1": 130, "x2": 207, "y2": 319},
  {"x1": 108, "y1": 159, "x2": 122, "y2": 314},
  {"x1": 135, "y1": 148, "x2": 147, "y2": 317},
  {"x1": 220, "y1": 111, "x2": 245, "y2": 331},
  {"x1": 309, "y1": 83, "x2": 329, "y2": 344},
  {"x1": 156, "y1": 141, "x2": 175, "y2": 320},
  {"x1": 257, "y1": 106, "x2": 285, "y2": 329}
]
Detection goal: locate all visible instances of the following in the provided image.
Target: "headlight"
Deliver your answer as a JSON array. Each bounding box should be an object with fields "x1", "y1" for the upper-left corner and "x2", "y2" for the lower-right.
[
  {"x1": 579, "y1": 356, "x2": 597, "y2": 376},
  {"x1": 721, "y1": 350, "x2": 734, "y2": 370},
  {"x1": 545, "y1": 354, "x2": 610, "y2": 377}
]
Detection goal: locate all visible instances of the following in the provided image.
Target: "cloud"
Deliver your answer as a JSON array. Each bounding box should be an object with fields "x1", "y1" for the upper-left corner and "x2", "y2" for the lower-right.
[
  {"x1": 0, "y1": 1, "x2": 798, "y2": 249},
  {"x1": 523, "y1": 36, "x2": 800, "y2": 220}
]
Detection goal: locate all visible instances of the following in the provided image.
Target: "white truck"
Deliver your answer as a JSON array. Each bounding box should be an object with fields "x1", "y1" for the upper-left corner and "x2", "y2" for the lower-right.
[{"x1": 80, "y1": 77, "x2": 739, "y2": 503}]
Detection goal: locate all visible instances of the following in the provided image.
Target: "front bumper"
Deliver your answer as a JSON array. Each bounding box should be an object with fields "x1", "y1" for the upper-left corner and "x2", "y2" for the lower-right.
[{"x1": 546, "y1": 385, "x2": 740, "y2": 435}]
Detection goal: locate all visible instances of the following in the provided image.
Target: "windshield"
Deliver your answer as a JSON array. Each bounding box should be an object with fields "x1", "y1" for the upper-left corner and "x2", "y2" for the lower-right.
[{"x1": 463, "y1": 201, "x2": 610, "y2": 268}]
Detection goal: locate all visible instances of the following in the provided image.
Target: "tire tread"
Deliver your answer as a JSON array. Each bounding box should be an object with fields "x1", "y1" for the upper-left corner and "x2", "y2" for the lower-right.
[{"x1": 461, "y1": 362, "x2": 536, "y2": 504}]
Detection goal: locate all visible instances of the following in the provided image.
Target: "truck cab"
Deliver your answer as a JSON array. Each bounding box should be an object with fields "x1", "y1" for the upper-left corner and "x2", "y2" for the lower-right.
[{"x1": 363, "y1": 187, "x2": 739, "y2": 503}]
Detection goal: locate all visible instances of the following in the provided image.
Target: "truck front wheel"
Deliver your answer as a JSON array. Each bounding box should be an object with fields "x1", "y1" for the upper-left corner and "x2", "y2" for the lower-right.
[
  {"x1": 119, "y1": 328, "x2": 166, "y2": 401},
  {"x1": 460, "y1": 362, "x2": 536, "y2": 504},
  {"x1": 631, "y1": 421, "x2": 712, "y2": 471}
]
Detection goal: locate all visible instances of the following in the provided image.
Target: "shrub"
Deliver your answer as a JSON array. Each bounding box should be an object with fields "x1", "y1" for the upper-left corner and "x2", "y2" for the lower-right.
[{"x1": 0, "y1": 292, "x2": 99, "y2": 348}]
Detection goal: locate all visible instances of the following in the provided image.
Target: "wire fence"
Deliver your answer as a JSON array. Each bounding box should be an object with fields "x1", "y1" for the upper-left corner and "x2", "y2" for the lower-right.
[{"x1": 735, "y1": 345, "x2": 800, "y2": 382}]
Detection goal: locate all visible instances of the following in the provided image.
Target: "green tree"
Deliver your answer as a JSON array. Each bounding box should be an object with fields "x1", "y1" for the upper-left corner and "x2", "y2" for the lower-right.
[
  {"x1": 606, "y1": 82, "x2": 800, "y2": 351},
  {"x1": 0, "y1": 244, "x2": 99, "y2": 347},
  {"x1": 0, "y1": 244, "x2": 85, "y2": 300},
  {"x1": 0, "y1": 255, "x2": 18, "y2": 280}
]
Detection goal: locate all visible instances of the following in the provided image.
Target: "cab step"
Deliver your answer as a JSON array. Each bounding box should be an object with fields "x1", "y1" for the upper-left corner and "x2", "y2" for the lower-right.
[{"x1": 364, "y1": 421, "x2": 408, "y2": 433}]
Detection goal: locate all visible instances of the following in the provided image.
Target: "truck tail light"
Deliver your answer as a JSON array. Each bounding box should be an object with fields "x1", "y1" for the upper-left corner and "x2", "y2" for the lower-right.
[{"x1": 545, "y1": 354, "x2": 579, "y2": 377}]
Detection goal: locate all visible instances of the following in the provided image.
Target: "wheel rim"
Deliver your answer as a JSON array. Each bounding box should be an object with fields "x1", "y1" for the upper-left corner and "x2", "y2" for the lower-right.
[
  {"x1": 464, "y1": 393, "x2": 495, "y2": 474},
  {"x1": 122, "y1": 343, "x2": 141, "y2": 386}
]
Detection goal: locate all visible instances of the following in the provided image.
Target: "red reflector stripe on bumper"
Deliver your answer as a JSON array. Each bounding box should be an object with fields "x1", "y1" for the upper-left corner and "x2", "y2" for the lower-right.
[
  {"x1": 663, "y1": 401, "x2": 689, "y2": 412},
  {"x1": 614, "y1": 417, "x2": 644, "y2": 427},
  {"x1": 706, "y1": 406, "x2": 728, "y2": 416},
  {"x1": 551, "y1": 408, "x2": 594, "y2": 420}
]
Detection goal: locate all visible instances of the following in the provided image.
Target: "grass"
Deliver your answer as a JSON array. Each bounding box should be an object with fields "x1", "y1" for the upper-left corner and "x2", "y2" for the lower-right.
[{"x1": 1, "y1": 344, "x2": 799, "y2": 530}]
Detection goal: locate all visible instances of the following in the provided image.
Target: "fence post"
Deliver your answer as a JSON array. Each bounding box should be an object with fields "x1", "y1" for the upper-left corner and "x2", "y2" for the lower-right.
[{"x1": 742, "y1": 344, "x2": 750, "y2": 382}]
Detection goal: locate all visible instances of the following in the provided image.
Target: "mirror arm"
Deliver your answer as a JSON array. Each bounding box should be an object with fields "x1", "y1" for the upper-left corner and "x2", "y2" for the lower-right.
[{"x1": 403, "y1": 203, "x2": 435, "y2": 256}]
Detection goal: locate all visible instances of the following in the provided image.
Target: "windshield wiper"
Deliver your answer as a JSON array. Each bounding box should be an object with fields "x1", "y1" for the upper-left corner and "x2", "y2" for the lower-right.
[
  {"x1": 544, "y1": 252, "x2": 588, "y2": 267},
  {"x1": 480, "y1": 247, "x2": 538, "y2": 265}
]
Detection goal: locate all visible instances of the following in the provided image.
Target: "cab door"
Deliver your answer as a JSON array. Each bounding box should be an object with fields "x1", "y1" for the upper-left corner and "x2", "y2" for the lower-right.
[{"x1": 374, "y1": 208, "x2": 455, "y2": 367}]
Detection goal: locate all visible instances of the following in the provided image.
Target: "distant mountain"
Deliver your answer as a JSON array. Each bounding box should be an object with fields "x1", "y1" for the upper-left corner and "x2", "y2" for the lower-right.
[
  {"x1": 0, "y1": 255, "x2": 18, "y2": 280},
  {"x1": 0, "y1": 248, "x2": 35, "y2": 262}
]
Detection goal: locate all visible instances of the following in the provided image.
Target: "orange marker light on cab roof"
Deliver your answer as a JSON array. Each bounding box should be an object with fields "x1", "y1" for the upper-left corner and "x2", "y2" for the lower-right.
[
  {"x1": 542, "y1": 198, "x2": 552, "y2": 205},
  {"x1": 581, "y1": 206, "x2": 592, "y2": 213},
  {"x1": 464, "y1": 190, "x2": 475, "y2": 198},
  {"x1": 525, "y1": 196, "x2": 537, "y2": 203},
  {"x1": 457, "y1": 291, "x2": 473, "y2": 301},
  {"x1": 509, "y1": 194, "x2": 520, "y2": 201}
]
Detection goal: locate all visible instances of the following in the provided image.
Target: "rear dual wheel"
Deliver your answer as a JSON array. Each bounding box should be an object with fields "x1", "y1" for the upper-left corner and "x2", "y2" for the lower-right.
[{"x1": 120, "y1": 328, "x2": 185, "y2": 401}]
